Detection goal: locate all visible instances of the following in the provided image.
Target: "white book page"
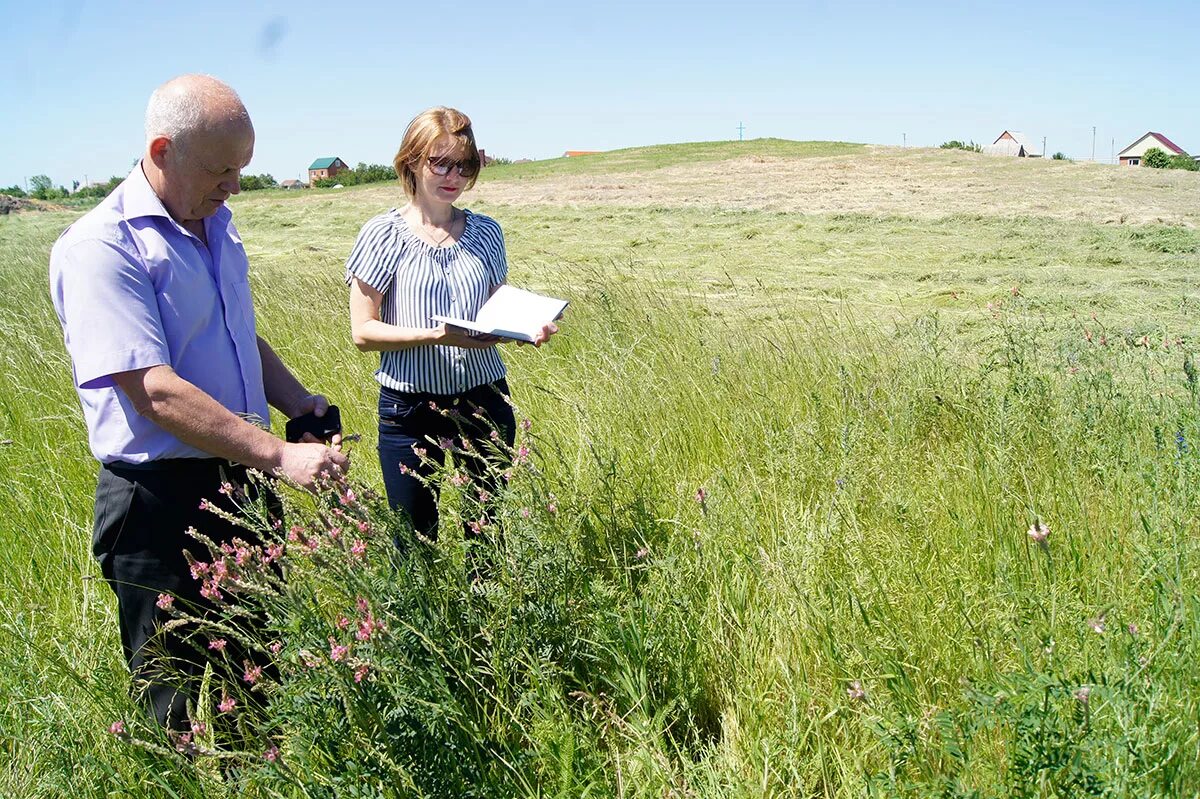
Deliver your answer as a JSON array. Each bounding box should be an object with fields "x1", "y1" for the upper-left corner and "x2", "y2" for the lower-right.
[{"x1": 432, "y1": 285, "x2": 567, "y2": 342}]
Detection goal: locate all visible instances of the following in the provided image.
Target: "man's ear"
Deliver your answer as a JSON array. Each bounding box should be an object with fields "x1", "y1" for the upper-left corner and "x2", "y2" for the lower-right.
[{"x1": 148, "y1": 136, "x2": 172, "y2": 169}]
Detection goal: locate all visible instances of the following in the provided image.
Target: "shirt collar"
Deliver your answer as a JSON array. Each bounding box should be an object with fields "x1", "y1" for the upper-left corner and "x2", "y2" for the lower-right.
[{"x1": 121, "y1": 162, "x2": 232, "y2": 232}]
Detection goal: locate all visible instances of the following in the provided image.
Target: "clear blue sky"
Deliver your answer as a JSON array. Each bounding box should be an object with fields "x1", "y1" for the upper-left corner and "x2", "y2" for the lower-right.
[{"x1": 2, "y1": 0, "x2": 1196, "y2": 189}]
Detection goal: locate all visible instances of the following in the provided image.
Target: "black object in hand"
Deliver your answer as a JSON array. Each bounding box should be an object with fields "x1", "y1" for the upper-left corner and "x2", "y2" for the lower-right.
[{"x1": 285, "y1": 406, "x2": 341, "y2": 443}]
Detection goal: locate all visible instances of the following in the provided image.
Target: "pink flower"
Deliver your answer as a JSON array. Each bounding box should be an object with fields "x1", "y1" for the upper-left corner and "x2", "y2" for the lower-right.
[
  {"x1": 287, "y1": 525, "x2": 304, "y2": 543},
  {"x1": 218, "y1": 696, "x2": 236, "y2": 713},
  {"x1": 269, "y1": 641, "x2": 283, "y2": 655},
  {"x1": 336, "y1": 615, "x2": 350, "y2": 630},
  {"x1": 351, "y1": 539, "x2": 367, "y2": 559},
  {"x1": 438, "y1": 436, "x2": 454, "y2": 450},
  {"x1": 847, "y1": 681, "x2": 866, "y2": 702},
  {"x1": 354, "y1": 664, "x2": 369, "y2": 683},
  {"x1": 546, "y1": 502, "x2": 557, "y2": 515},
  {"x1": 265, "y1": 543, "x2": 284, "y2": 561},
  {"x1": 356, "y1": 614, "x2": 380, "y2": 642},
  {"x1": 108, "y1": 720, "x2": 126, "y2": 737},
  {"x1": 468, "y1": 520, "x2": 483, "y2": 535},
  {"x1": 357, "y1": 521, "x2": 370, "y2": 533},
  {"x1": 450, "y1": 473, "x2": 468, "y2": 487},
  {"x1": 199, "y1": 581, "x2": 223, "y2": 601},
  {"x1": 502, "y1": 469, "x2": 513, "y2": 482},
  {"x1": 635, "y1": 546, "x2": 649, "y2": 560},
  {"x1": 1074, "y1": 685, "x2": 1091, "y2": 705},
  {"x1": 356, "y1": 596, "x2": 370, "y2": 614},
  {"x1": 190, "y1": 721, "x2": 207, "y2": 737},
  {"x1": 234, "y1": 546, "x2": 251, "y2": 566},
  {"x1": 339, "y1": 489, "x2": 357, "y2": 506},
  {"x1": 520, "y1": 418, "x2": 532, "y2": 432},
  {"x1": 1027, "y1": 521, "x2": 1050, "y2": 545},
  {"x1": 263, "y1": 745, "x2": 280, "y2": 763},
  {"x1": 208, "y1": 638, "x2": 227, "y2": 652},
  {"x1": 329, "y1": 638, "x2": 348, "y2": 662},
  {"x1": 198, "y1": 499, "x2": 210, "y2": 511},
  {"x1": 489, "y1": 429, "x2": 500, "y2": 442},
  {"x1": 412, "y1": 446, "x2": 427, "y2": 458},
  {"x1": 398, "y1": 463, "x2": 409, "y2": 474},
  {"x1": 156, "y1": 593, "x2": 174, "y2": 611},
  {"x1": 243, "y1": 663, "x2": 263, "y2": 684},
  {"x1": 328, "y1": 526, "x2": 341, "y2": 540},
  {"x1": 189, "y1": 561, "x2": 209, "y2": 580},
  {"x1": 517, "y1": 445, "x2": 530, "y2": 461},
  {"x1": 694, "y1": 487, "x2": 708, "y2": 505},
  {"x1": 1087, "y1": 613, "x2": 1107, "y2": 635},
  {"x1": 519, "y1": 507, "x2": 530, "y2": 518},
  {"x1": 218, "y1": 481, "x2": 233, "y2": 496}
]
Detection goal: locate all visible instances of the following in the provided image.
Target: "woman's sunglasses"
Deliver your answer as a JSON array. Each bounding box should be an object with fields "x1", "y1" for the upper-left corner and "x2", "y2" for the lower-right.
[{"x1": 426, "y1": 156, "x2": 480, "y2": 178}]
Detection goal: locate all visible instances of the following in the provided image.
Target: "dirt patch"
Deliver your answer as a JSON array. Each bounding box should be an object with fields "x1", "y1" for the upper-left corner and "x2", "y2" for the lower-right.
[
  {"x1": 0, "y1": 195, "x2": 56, "y2": 215},
  {"x1": 470, "y1": 147, "x2": 1200, "y2": 227}
]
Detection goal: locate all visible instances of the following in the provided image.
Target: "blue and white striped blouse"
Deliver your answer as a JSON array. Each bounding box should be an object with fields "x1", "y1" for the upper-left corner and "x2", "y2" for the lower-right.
[{"x1": 345, "y1": 208, "x2": 509, "y2": 395}]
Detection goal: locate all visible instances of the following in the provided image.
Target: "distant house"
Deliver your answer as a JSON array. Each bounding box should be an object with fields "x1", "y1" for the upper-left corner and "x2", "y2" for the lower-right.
[
  {"x1": 984, "y1": 130, "x2": 1042, "y2": 157},
  {"x1": 280, "y1": 179, "x2": 306, "y2": 190},
  {"x1": 478, "y1": 148, "x2": 494, "y2": 167},
  {"x1": 308, "y1": 157, "x2": 348, "y2": 183},
  {"x1": 563, "y1": 150, "x2": 602, "y2": 157},
  {"x1": 1117, "y1": 132, "x2": 1188, "y2": 166},
  {"x1": 981, "y1": 140, "x2": 1028, "y2": 157}
]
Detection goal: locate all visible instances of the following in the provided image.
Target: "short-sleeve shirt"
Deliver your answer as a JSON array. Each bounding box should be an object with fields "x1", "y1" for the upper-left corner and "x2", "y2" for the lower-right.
[
  {"x1": 344, "y1": 209, "x2": 508, "y2": 395},
  {"x1": 48, "y1": 165, "x2": 269, "y2": 464}
]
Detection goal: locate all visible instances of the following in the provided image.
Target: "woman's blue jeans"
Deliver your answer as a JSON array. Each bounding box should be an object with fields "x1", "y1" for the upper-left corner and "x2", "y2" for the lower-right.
[{"x1": 376, "y1": 379, "x2": 516, "y2": 542}]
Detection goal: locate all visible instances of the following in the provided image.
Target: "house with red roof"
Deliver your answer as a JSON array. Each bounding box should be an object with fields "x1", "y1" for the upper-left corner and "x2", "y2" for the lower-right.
[{"x1": 1117, "y1": 132, "x2": 1188, "y2": 166}]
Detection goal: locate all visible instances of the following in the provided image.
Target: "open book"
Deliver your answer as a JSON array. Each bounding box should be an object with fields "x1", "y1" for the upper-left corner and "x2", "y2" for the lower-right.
[{"x1": 432, "y1": 285, "x2": 568, "y2": 343}]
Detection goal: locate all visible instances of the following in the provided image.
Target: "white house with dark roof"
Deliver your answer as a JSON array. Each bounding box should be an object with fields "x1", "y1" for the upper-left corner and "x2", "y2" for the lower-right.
[{"x1": 1117, "y1": 132, "x2": 1188, "y2": 166}]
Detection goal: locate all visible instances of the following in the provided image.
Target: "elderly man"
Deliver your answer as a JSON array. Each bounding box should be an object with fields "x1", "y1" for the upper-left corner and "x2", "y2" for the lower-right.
[{"x1": 49, "y1": 74, "x2": 347, "y2": 731}]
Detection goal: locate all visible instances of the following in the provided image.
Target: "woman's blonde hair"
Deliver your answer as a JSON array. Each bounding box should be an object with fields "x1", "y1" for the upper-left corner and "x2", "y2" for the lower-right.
[{"x1": 392, "y1": 106, "x2": 481, "y2": 200}]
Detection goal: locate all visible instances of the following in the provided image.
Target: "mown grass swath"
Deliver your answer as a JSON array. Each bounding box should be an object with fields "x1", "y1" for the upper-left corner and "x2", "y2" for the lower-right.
[{"x1": 1, "y1": 142, "x2": 1199, "y2": 796}]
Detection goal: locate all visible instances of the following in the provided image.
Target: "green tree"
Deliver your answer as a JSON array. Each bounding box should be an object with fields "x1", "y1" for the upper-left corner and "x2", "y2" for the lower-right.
[
  {"x1": 29, "y1": 175, "x2": 53, "y2": 196},
  {"x1": 1142, "y1": 147, "x2": 1170, "y2": 169},
  {"x1": 239, "y1": 173, "x2": 277, "y2": 191},
  {"x1": 1052, "y1": 152, "x2": 1069, "y2": 161},
  {"x1": 1167, "y1": 154, "x2": 1199, "y2": 171},
  {"x1": 0, "y1": 185, "x2": 26, "y2": 198},
  {"x1": 940, "y1": 140, "x2": 981, "y2": 152}
]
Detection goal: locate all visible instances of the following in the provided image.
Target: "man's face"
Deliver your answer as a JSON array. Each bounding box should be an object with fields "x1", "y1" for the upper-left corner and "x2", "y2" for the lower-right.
[{"x1": 161, "y1": 122, "x2": 255, "y2": 221}]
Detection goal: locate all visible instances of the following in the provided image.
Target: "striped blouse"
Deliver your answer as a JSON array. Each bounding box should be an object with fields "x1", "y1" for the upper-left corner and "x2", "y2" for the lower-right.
[{"x1": 345, "y1": 208, "x2": 509, "y2": 395}]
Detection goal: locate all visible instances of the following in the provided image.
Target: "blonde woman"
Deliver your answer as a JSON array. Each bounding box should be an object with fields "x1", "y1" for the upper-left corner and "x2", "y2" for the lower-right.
[{"x1": 346, "y1": 107, "x2": 556, "y2": 542}]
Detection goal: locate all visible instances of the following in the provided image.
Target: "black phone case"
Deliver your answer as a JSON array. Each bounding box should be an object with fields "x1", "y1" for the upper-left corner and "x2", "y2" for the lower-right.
[{"x1": 285, "y1": 406, "x2": 341, "y2": 443}]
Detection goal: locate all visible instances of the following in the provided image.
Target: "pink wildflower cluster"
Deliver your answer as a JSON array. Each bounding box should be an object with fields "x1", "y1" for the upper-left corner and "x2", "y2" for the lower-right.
[{"x1": 243, "y1": 662, "x2": 263, "y2": 685}]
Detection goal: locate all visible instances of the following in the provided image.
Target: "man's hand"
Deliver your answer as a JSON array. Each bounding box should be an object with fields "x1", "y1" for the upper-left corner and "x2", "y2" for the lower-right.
[
  {"x1": 277, "y1": 441, "x2": 350, "y2": 490},
  {"x1": 290, "y1": 393, "x2": 343, "y2": 447}
]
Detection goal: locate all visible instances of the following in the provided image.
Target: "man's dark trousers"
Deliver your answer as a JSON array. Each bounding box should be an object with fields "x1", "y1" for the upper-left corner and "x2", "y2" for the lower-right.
[{"x1": 93, "y1": 458, "x2": 271, "y2": 732}]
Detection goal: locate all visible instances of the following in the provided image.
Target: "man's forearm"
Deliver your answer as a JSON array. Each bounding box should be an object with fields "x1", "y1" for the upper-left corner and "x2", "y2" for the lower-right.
[
  {"x1": 257, "y1": 336, "x2": 309, "y2": 418},
  {"x1": 116, "y1": 365, "x2": 285, "y2": 471}
]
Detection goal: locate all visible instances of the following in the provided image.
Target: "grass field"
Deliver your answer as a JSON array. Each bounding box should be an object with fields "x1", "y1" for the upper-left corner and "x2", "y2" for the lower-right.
[{"x1": 2, "y1": 140, "x2": 1200, "y2": 797}]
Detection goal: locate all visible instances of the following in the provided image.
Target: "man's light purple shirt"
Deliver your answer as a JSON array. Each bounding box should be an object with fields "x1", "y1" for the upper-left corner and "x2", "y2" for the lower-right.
[{"x1": 49, "y1": 165, "x2": 269, "y2": 464}]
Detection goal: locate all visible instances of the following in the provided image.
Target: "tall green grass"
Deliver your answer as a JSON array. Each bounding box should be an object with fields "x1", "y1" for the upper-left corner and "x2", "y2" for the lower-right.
[{"x1": 2, "y1": 183, "x2": 1200, "y2": 796}]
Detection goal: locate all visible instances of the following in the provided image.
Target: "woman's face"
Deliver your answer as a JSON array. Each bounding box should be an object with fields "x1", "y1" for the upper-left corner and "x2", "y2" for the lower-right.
[{"x1": 413, "y1": 136, "x2": 476, "y2": 204}]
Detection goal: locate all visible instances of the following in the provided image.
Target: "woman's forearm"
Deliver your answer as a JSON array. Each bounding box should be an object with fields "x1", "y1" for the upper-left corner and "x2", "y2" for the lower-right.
[{"x1": 351, "y1": 319, "x2": 441, "y2": 352}]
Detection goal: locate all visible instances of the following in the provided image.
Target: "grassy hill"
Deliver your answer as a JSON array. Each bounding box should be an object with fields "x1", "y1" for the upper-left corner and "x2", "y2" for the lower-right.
[{"x1": 3, "y1": 140, "x2": 1200, "y2": 796}]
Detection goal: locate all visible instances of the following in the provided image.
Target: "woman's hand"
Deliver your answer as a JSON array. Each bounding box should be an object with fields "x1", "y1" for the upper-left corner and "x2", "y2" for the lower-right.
[
  {"x1": 517, "y1": 322, "x2": 559, "y2": 348},
  {"x1": 435, "y1": 323, "x2": 502, "y2": 349}
]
